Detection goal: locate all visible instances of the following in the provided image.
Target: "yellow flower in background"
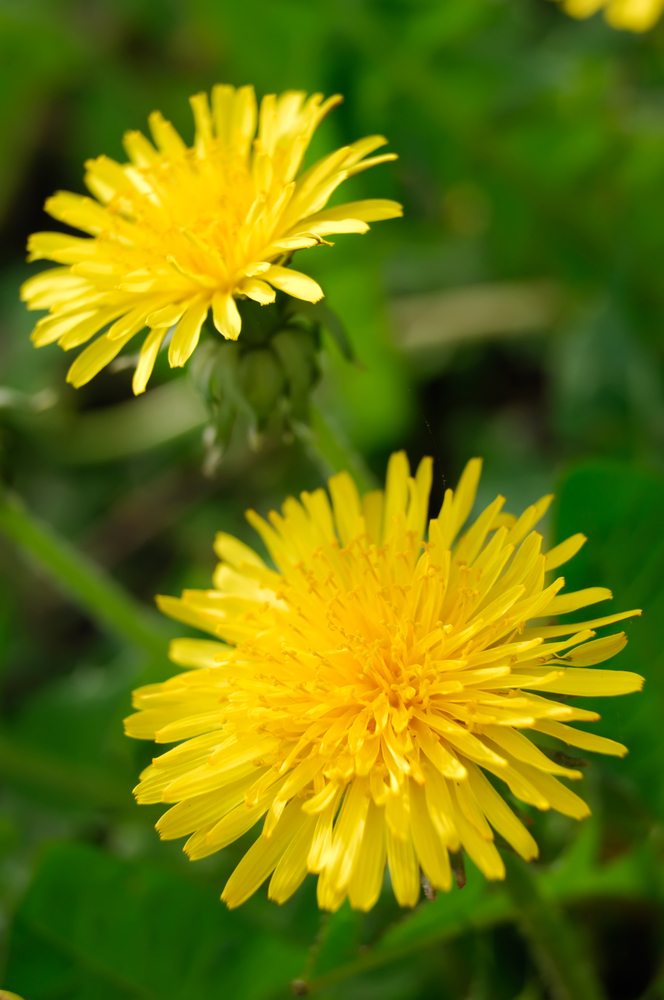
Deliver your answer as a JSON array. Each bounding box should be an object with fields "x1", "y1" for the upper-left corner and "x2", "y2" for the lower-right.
[
  {"x1": 556, "y1": 0, "x2": 663, "y2": 30},
  {"x1": 125, "y1": 454, "x2": 642, "y2": 911},
  {"x1": 21, "y1": 87, "x2": 401, "y2": 394}
]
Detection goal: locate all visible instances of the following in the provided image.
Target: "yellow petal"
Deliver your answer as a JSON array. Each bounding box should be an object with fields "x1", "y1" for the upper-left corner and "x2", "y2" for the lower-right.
[
  {"x1": 409, "y1": 779, "x2": 452, "y2": 891},
  {"x1": 534, "y1": 720, "x2": 627, "y2": 757},
  {"x1": 268, "y1": 812, "x2": 317, "y2": 903},
  {"x1": 544, "y1": 586, "x2": 613, "y2": 617},
  {"x1": 156, "y1": 773, "x2": 260, "y2": 840},
  {"x1": 31, "y1": 310, "x2": 98, "y2": 348},
  {"x1": 386, "y1": 825, "x2": 420, "y2": 907},
  {"x1": 328, "y1": 470, "x2": 363, "y2": 547},
  {"x1": 509, "y1": 762, "x2": 590, "y2": 820},
  {"x1": 544, "y1": 533, "x2": 587, "y2": 571},
  {"x1": 466, "y1": 763, "x2": 538, "y2": 860},
  {"x1": 449, "y1": 783, "x2": 505, "y2": 880},
  {"x1": 302, "y1": 198, "x2": 403, "y2": 228},
  {"x1": 479, "y1": 725, "x2": 582, "y2": 778},
  {"x1": 263, "y1": 264, "x2": 323, "y2": 303},
  {"x1": 45, "y1": 191, "x2": 108, "y2": 235},
  {"x1": 27, "y1": 231, "x2": 98, "y2": 263},
  {"x1": 169, "y1": 297, "x2": 210, "y2": 366},
  {"x1": 155, "y1": 594, "x2": 220, "y2": 635},
  {"x1": 65, "y1": 325, "x2": 136, "y2": 387},
  {"x1": 132, "y1": 327, "x2": 167, "y2": 394},
  {"x1": 238, "y1": 277, "x2": 276, "y2": 304},
  {"x1": 148, "y1": 110, "x2": 187, "y2": 157},
  {"x1": 382, "y1": 450, "x2": 410, "y2": 538},
  {"x1": 347, "y1": 800, "x2": 387, "y2": 910},
  {"x1": 520, "y1": 608, "x2": 642, "y2": 640},
  {"x1": 565, "y1": 631, "x2": 628, "y2": 666},
  {"x1": 524, "y1": 665, "x2": 643, "y2": 697},
  {"x1": 223, "y1": 798, "x2": 309, "y2": 908},
  {"x1": 211, "y1": 293, "x2": 241, "y2": 340}
]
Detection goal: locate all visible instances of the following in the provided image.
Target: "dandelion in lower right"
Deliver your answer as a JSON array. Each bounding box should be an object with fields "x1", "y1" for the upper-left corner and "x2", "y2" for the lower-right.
[{"x1": 126, "y1": 454, "x2": 643, "y2": 911}]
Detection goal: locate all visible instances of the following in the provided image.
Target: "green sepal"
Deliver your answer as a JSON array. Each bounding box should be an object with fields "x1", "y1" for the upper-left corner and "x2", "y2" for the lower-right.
[
  {"x1": 287, "y1": 300, "x2": 357, "y2": 364},
  {"x1": 271, "y1": 327, "x2": 320, "y2": 421},
  {"x1": 239, "y1": 348, "x2": 286, "y2": 425}
]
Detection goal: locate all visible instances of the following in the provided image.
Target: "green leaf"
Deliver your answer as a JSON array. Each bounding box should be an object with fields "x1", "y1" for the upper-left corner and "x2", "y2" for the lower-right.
[
  {"x1": 4, "y1": 842, "x2": 307, "y2": 1000},
  {"x1": 0, "y1": 651, "x2": 140, "y2": 810},
  {"x1": 553, "y1": 461, "x2": 664, "y2": 818}
]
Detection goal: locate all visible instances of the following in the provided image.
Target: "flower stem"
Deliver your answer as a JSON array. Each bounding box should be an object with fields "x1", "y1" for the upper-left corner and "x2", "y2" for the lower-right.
[
  {"x1": 502, "y1": 851, "x2": 605, "y2": 1000},
  {"x1": 299, "y1": 405, "x2": 377, "y2": 493},
  {"x1": 0, "y1": 489, "x2": 167, "y2": 658}
]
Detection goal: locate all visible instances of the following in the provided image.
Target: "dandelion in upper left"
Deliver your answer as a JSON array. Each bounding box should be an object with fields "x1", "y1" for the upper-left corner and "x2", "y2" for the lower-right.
[{"x1": 21, "y1": 85, "x2": 401, "y2": 394}]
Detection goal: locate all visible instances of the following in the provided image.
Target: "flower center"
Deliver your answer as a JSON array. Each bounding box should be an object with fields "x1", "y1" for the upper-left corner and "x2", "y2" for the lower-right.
[{"x1": 102, "y1": 144, "x2": 285, "y2": 293}]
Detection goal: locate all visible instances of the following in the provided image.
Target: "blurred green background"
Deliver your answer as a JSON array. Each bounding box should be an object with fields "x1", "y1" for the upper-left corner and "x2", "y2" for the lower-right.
[{"x1": 1, "y1": 0, "x2": 664, "y2": 997}]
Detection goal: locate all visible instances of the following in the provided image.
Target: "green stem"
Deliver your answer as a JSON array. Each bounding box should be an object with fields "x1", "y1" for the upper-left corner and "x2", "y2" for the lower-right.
[
  {"x1": 502, "y1": 852, "x2": 605, "y2": 1000},
  {"x1": 301, "y1": 405, "x2": 377, "y2": 493},
  {"x1": 0, "y1": 489, "x2": 167, "y2": 658}
]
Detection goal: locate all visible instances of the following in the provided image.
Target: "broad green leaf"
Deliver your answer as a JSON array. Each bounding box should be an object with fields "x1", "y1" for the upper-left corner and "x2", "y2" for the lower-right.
[
  {"x1": 0, "y1": 650, "x2": 143, "y2": 810},
  {"x1": 4, "y1": 842, "x2": 307, "y2": 1000},
  {"x1": 553, "y1": 461, "x2": 664, "y2": 818}
]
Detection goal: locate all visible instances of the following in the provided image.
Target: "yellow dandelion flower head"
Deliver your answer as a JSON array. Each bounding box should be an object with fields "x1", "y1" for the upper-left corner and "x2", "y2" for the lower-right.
[
  {"x1": 554, "y1": 0, "x2": 663, "y2": 30},
  {"x1": 22, "y1": 86, "x2": 402, "y2": 394},
  {"x1": 125, "y1": 453, "x2": 643, "y2": 912}
]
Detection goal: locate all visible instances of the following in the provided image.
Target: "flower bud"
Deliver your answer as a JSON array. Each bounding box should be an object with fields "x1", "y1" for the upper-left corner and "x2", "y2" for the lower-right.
[
  {"x1": 239, "y1": 348, "x2": 286, "y2": 424},
  {"x1": 271, "y1": 328, "x2": 320, "y2": 421}
]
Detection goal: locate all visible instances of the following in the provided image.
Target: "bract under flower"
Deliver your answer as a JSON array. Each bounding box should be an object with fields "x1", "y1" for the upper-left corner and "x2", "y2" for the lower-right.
[
  {"x1": 125, "y1": 453, "x2": 643, "y2": 911},
  {"x1": 22, "y1": 86, "x2": 401, "y2": 393}
]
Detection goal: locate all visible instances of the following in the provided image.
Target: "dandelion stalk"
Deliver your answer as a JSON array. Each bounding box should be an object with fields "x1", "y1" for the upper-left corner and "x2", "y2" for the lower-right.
[
  {"x1": 0, "y1": 489, "x2": 166, "y2": 656},
  {"x1": 298, "y1": 404, "x2": 377, "y2": 492},
  {"x1": 502, "y1": 851, "x2": 605, "y2": 1000}
]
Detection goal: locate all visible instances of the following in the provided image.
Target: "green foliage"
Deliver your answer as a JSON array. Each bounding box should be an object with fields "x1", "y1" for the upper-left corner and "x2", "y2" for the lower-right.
[
  {"x1": 1, "y1": 1, "x2": 664, "y2": 998},
  {"x1": 5, "y1": 842, "x2": 307, "y2": 1000},
  {"x1": 554, "y1": 461, "x2": 664, "y2": 820}
]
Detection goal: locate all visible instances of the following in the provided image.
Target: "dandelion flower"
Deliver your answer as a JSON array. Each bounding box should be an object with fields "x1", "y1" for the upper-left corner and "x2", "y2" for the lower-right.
[
  {"x1": 21, "y1": 86, "x2": 401, "y2": 394},
  {"x1": 125, "y1": 454, "x2": 643, "y2": 911},
  {"x1": 554, "y1": 0, "x2": 663, "y2": 30}
]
